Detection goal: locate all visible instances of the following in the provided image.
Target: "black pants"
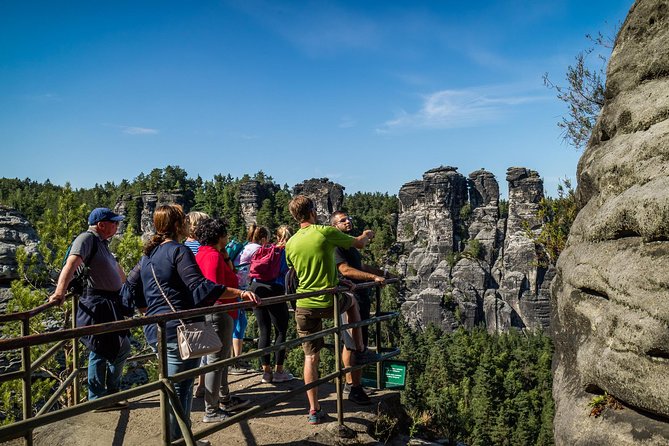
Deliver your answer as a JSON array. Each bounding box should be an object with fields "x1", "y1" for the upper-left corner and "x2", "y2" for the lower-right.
[{"x1": 250, "y1": 281, "x2": 289, "y2": 366}]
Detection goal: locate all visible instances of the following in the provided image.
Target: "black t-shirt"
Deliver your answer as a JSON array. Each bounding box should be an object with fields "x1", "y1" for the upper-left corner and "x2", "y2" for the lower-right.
[
  {"x1": 334, "y1": 246, "x2": 363, "y2": 279},
  {"x1": 334, "y1": 246, "x2": 371, "y2": 300}
]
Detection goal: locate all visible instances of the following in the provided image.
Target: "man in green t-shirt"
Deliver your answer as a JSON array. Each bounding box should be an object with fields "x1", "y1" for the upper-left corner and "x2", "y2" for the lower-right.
[{"x1": 286, "y1": 195, "x2": 379, "y2": 424}]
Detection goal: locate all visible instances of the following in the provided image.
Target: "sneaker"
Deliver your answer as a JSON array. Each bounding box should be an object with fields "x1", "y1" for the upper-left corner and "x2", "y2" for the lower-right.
[
  {"x1": 220, "y1": 396, "x2": 251, "y2": 412},
  {"x1": 272, "y1": 370, "x2": 294, "y2": 383},
  {"x1": 229, "y1": 362, "x2": 249, "y2": 375},
  {"x1": 93, "y1": 400, "x2": 129, "y2": 412},
  {"x1": 261, "y1": 371, "x2": 273, "y2": 383},
  {"x1": 348, "y1": 386, "x2": 372, "y2": 405},
  {"x1": 354, "y1": 348, "x2": 381, "y2": 365},
  {"x1": 237, "y1": 359, "x2": 253, "y2": 370},
  {"x1": 343, "y1": 383, "x2": 371, "y2": 395},
  {"x1": 202, "y1": 409, "x2": 230, "y2": 423},
  {"x1": 307, "y1": 408, "x2": 327, "y2": 425}
]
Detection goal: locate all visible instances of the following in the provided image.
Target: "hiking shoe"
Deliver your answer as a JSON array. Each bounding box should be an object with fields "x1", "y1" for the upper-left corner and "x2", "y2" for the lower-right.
[
  {"x1": 354, "y1": 348, "x2": 381, "y2": 365},
  {"x1": 261, "y1": 371, "x2": 273, "y2": 383},
  {"x1": 202, "y1": 409, "x2": 230, "y2": 423},
  {"x1": 348, "y1": 386, "x2": 372, "y2": 405},
  {"x1": 272, "y1": 370, "x2": 294, "y2": 383},
  {"x1": 93, "y1": 400, "x2": 129, "y2": 412},
  {"x1": 220, "y1": 396, "x2": 251, "y2": 412},
  {"x1": 307, "y1": 408, "x2": 327, "y2": 425},
  {"x1": 229, "y1": 366, "x2": 248, "y2": 375},
  {"x1": 237, "y1": 359, "x2": 253, "y2": 370},
  {"x1": 229, "y1": 362, "x2": 250, "y2": 375},
  {"x1": 343, "y1": 383, "x2": 371, "y2": 395}
]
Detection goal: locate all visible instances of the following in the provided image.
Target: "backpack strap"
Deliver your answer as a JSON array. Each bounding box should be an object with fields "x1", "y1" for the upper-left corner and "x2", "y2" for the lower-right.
[{"x1": 82, "y1": 231, "x2": 100, "y2": 267}]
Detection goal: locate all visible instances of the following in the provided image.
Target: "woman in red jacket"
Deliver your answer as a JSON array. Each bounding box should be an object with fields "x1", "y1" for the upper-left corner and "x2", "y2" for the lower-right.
[{"x1": 195, "y1": 218, "x2": 260, "y2": 423}]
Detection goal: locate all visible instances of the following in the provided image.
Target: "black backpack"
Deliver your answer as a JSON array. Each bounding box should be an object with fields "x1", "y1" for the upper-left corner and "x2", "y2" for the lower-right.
[
  {"x1": 61, "y1": 232, "x2": 99, "y2": 295},
  {"x1": 284, "y1": 267, "x2": 299, "y2": 311}
]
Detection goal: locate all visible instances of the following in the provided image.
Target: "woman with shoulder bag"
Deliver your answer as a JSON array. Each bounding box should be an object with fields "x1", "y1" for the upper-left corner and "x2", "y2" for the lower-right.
[{"x1": 123, "y1": 204, "x2": 259, "y2": 444}]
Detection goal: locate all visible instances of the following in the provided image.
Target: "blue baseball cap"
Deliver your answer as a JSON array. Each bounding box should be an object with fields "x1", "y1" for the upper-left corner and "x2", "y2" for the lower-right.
[{"x1": 88, "y1": 208, "x2": 125, "y2": 225}]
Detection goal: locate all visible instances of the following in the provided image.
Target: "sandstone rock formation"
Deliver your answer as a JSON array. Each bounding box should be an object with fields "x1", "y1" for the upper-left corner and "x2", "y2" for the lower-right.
[
  {"x1": 114, "y1": 191, "x2": 190, "y2": 239},
  {"x1": 0, "y1": 206, "x2": 40, "y2": 285},
  {"x1": 396, "y1": 166, "x2": 552, "y2": 333},
  {"x1": 552, "y1": 1, "x2": 669, "y2": 444},
  {"x1": 293, "y1": 178, "x2": 344, "y2": 224},
  {"x1": 239, "y1": 180, "x2": 280, "y2": 227}
]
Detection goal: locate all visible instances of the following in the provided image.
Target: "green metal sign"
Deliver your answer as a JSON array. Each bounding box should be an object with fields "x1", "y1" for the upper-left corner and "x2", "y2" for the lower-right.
[{"x1": 361, "y1": 360, "x2": 407, "y2": 389}]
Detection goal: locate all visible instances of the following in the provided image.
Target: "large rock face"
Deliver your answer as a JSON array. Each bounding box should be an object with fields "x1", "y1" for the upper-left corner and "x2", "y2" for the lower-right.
[
  {"x1": 293, "y1": 178, "x2": 344, "y2": 224},
  {"x1": 552, "y1": 1, "x2": 669, "y2": 444},
  {"x1": 114, "y1": 191, "x2": 190, "y2": 239},
  {"x1": 239, "y1": 180, "x2": 280, "y2": 227},
  {"x1": 396, "y1": 166, "x2": 551, "y2": 333},
  {"x1": 0, "y1": 206, "x2": 40, "y2": 285}
]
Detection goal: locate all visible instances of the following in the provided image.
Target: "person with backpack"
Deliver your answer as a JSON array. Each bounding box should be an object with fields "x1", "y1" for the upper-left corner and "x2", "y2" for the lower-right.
[
  {"x1": 229, "y1": 223, "x2": 264, "y2": 374},
  {"x1": 285, "y1": 195, "x2": 380, "y2": 425},
  {"x1": 249, "y1": 225, "x2": 294, "y2": 384},
  {"x1": 48, "y1": 207, "x2": 131, "y2": 409}
]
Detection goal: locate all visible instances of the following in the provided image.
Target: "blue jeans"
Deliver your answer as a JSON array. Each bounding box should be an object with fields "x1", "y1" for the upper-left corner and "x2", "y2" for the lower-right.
[
  {"x1": 165, "y1": 342, "x2": 200, "y2": 440},
  {"x1": 87, "y1": 336, "x2": 131, "y2": 400}
]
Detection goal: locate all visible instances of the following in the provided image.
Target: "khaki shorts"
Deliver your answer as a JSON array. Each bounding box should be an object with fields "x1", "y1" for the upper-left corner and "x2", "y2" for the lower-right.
[{"x1": 295, "y1": 293, "x2": 354, "y2": 356}]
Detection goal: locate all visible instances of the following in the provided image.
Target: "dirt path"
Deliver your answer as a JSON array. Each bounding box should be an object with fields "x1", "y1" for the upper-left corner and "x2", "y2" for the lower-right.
[{"x1": 15, "y1": 371, "x2": 399, "y2": 446}]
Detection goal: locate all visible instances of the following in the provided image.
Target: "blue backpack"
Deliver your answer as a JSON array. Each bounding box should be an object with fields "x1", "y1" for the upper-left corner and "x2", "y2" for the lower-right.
[{"x1": 225, "y1": 239, "x2": 247, "y2": 266}]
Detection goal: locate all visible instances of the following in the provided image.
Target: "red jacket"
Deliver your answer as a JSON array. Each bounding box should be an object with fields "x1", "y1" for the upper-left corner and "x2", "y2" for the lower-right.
[{"x1": 196, "y1": 245, "x2": 239, "y2": 319}]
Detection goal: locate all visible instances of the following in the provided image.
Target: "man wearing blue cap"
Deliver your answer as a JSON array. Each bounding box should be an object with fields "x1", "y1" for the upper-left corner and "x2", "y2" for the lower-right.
[{"x1": 49, "y1": 207, "x2": 131, "y2": 409}]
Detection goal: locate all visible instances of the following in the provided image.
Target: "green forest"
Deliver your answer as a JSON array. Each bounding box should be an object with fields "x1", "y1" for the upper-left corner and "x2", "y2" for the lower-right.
[{"x1": 0, "y1": 166, "x2": 566, "y2": 445}]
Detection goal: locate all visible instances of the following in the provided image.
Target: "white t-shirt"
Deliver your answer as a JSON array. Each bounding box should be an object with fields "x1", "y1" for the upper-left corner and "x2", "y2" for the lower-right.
[{"x1": 237, "y1": 242, "x2": 261, "y2": 266}]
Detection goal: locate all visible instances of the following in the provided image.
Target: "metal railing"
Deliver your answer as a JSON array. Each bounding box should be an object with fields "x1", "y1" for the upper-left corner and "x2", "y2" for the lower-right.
[{"x1": 0, "y1": 279, "x2": 400, "y2": 446}]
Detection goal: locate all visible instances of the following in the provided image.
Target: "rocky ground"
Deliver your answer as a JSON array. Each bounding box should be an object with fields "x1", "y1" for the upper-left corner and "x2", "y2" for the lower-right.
[{"x1": 4, "y1": 371, "x2": 407, "y2": 446}]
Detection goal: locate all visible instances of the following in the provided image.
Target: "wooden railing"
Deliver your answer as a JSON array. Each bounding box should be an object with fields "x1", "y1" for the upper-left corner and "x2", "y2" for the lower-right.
[{"x1": 0, "y1": 279, "x2": 400, "y2": 446}]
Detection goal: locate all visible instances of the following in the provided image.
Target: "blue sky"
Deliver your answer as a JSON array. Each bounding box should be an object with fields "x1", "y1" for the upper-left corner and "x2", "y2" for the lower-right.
[{"x1": 1, "y1": 1, "x2": 632, "y2": 197}]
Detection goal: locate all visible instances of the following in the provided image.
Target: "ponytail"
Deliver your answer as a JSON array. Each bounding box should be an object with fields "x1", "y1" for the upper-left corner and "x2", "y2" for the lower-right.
[
  {"x1": 144, "y1": 204, "x2": 186, "y2": 255},
  {"x1": 246, "y1": 222, "x2": 258, "y2": 242},
  {"x1": 144, "y1": 233, "x2": 167, "y2": 256}
]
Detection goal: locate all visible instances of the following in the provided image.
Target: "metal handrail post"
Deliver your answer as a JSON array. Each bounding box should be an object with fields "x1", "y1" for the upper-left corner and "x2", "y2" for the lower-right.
[
  {"x1": 71, "y1": 294, "x2": 80, "y2": 405},
  {"x1": 21, "y1": 318, "x2": 33, "y2": 446},
  {"x1": 157, "y1": 322, "x2": 170, "y2": 446},
  {"x1": 333, "y1": 294, "x2": 343, "y2": 427},
  {"x1": 375, "y1": 287, "x2": 382, "y2": 390}
]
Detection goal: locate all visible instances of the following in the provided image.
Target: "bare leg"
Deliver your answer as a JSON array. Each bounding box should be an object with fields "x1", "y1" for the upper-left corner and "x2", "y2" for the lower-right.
[
  {"x1": 344, "y1": 302, "x2": 364, "y2": 351},
  {"x1": 304, "y1": 353, "x2": 320, "y2": 412},
  {"x1": 341, "y1": 348, "x2": 362, "y2": 386},
  {"x1": 232, "y1": 338, "x2": 243, "y2": 358}
]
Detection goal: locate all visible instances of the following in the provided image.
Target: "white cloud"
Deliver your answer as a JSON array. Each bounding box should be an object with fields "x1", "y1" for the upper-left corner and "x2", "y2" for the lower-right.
[
  {"x1": 121, "y1": 126, "x2": 159, "y2": 135},
  {"x1": 376, "y1": 85, "x2": 550, "y2": 133}
]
